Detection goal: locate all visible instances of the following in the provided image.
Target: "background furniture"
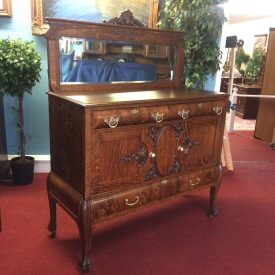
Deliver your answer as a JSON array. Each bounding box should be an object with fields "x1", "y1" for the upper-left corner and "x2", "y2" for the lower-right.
[
  {"x1": 255, "y1": 28, "x2": 275, "y2": 142},
  {"x1": 233, "y1": 83, "x2": 261, "y2": 119},
  {"x1": 219, "y1": 77, "x2": 242, "y2": 93},
  {"x1": 46, "y1": 17, "x2": 228, "y2": 271}
]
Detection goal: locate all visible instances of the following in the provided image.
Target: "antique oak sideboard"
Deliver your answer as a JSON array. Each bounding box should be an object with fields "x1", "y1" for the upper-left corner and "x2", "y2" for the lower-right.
[{"x1": 45, "y1": 17, "x2": 228, "y2": 271}]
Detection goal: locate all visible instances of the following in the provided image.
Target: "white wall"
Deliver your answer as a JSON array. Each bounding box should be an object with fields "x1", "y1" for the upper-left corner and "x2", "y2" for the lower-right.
[
  {"x1": 225, "y1": 16, "x2": 275, "y2": 56},
  {"x1": 215, "y1": 16, "x2": 275, "y2": 92}
]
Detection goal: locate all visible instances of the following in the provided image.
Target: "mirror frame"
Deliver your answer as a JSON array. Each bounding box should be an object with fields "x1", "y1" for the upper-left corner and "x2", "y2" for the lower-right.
[
  {"x1": 31, "y1": 0, "x2": 159, "y2": 35},
  {"x1": 45, "y1": 18, "x2": 184, "y2": 93}
]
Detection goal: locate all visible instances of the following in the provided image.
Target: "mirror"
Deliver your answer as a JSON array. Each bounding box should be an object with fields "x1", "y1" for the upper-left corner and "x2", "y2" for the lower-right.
[{"x1": 59, "y1": 37, "x2": 176, "y2": 84}]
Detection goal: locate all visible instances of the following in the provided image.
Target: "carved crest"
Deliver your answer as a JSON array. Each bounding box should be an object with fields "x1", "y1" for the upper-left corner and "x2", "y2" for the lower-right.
[{"x1": 103, "y1": 9, "x2": 145, "y2": 27}]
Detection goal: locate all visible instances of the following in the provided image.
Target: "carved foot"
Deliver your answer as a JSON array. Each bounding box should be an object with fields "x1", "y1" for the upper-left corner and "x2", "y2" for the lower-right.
[
  {"x1": 48, "y1": 223, "x2": 56, "y2": 238},
  {"x1": 79, "y1": 258, "x2": 91, "y2": 272},
  {"x1": 208, "y1": 208, "x2": 218, "y2": 218}
]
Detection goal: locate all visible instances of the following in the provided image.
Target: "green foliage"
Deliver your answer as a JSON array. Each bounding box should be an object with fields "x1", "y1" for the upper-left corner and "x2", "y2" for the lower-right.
[
  {"x1": 235, "y1": 48, "x2": 250, "y2": 69},
  {"x1": 245, "y1": 48, "x2": 264, "y2": 83},
  {"x1": 158, "y1": 0, "x2": 227, "y2": 89},
  {"x1": 0, "y1": 38, "x2": 42, "y2": 162},
  {"x1": 0, "y1": 38, "x2": 41, "y2": 97}
]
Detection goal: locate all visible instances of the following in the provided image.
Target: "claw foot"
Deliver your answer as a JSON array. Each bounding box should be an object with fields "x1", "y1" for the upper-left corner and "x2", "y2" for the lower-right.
[
  {"x1": 208, "y1": 208, "x2": 218, "y2": 218},
  {"x1": 79, "y1": 258, "x2": 91, "y2": 272}
]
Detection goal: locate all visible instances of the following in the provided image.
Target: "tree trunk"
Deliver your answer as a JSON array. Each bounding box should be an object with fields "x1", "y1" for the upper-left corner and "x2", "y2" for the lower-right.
[{"x1": 18, "y1": 94, "x2": 26, "y2": 162}]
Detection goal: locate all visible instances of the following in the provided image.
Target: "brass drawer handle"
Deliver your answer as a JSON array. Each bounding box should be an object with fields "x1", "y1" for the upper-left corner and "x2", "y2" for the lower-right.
[
  {"x1": 189, "y1": 177, "x2": 200, "y2": 186},
  {"x1": 161, "y1": 179, "x2": 168, "y2": 185},
  {"x1": 152, "y1": 112, "x2": 164, "y2": 123},
  {"x1": 213, "y1": 106, "x2": 223, "y2": 115},
  {"x1": 149, "y1": 152, "x2": 156, "y2": 158},
  {"x1": 178, "y1": 109, "x2": 189, "y2": 119},
  {"x1": 125, "y1": 196, "x2": 139, "y2": 206},
  {"x1": 104, "y1": 116, "x2": 120, "y2": 128},
  {"x1": 130, "y1": 109, "x2": 139, "y2": 115}
]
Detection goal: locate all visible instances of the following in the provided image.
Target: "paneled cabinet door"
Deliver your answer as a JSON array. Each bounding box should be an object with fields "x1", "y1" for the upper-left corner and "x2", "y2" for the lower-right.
[
  {"x1": 92, "y1": 126, "x2": 150, "y2": 193},
  {"x1": 178, "y1": 115, "x2": 223, "y2": 168},
  {"x1": 144, "y1": 121, "x2": 188, "y2": 181}
]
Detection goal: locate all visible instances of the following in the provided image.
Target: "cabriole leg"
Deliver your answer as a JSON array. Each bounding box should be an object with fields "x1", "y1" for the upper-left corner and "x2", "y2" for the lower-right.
[
  {"x1": 208, "y1": 186, "x2": 219, "y2": 218},
  {"x1": 47, "y1": 194, "x2": 57, "y2": 237},
  {"x1": 78, "y1": 199, "x2": 92, "y2": 272}
]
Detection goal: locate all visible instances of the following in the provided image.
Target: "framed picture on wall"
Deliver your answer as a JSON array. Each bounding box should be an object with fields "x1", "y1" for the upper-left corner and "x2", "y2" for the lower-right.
[
  {"x1": 31, "y1": 0, "x2": 159, "y2": 35},
  {"x1": 253, "y1": 34, "x2": 268, "y2": 52},
  {"x1": 0, "y1": 0, "x2": 12, "y2": 17}
]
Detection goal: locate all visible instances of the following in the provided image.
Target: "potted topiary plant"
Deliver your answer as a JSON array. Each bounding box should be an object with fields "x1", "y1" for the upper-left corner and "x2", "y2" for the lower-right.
[{"x1": 0, "y1": 38, "x2": 42, "y2": 185}]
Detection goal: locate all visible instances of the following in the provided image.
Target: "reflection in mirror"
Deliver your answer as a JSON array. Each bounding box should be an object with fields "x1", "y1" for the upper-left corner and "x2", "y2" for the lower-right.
[{"x1": 59, "y1": 37, "x2": 176, "y2": 84}]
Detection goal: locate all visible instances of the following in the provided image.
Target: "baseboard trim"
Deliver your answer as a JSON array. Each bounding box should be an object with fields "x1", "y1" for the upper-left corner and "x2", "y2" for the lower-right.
[{"x1": 8, "y1": 155, "x2": 50, "y2": 173}]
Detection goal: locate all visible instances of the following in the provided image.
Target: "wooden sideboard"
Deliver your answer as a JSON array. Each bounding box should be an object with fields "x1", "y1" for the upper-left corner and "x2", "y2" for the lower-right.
[
  {"x1": 45, "y1": 17, "x2": 228, "y2": 271},
  {"x1": 233, "y1": 83, "x2": 261, "y2": 119}
]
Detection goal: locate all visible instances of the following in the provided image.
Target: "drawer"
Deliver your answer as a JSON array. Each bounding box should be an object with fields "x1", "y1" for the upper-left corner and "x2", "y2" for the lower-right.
[
  {"x1": 91, "y1": 165, "x2": 220, "y2": 221},
  {"x1": 91, "y1": 105, "x2": 170, "y2": 129},
  {"x1": 177, "y1": 166, "x2": 219, "y2": 192},
  {"x1": 170, "y1": 100, "x2": 226, "y2": 120}
]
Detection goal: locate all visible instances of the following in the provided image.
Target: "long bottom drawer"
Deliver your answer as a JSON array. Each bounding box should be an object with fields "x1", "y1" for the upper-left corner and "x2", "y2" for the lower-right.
[{"x1": 91, "y1": 166, "x2": 220, "y2": 221}]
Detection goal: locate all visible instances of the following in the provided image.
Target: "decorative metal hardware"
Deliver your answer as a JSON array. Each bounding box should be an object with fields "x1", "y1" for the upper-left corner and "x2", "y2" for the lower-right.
[
  {"x1": 151, "y1": 112, "x2": 164, "y2": 123},
  {"x1": 178, "y1": 109, "x2": 190, "y2": 119},
  {"x1": 189, "y1": 177, "x2": 200, "y2": 186},
  {"x1": 125, "y1": 196, "x2": 139, "y2": 206},
  {"x1": 149, "y1": 152, "x2": 156, "y2": 158},
  {"x1": 161, "y1": 179, "x2": 168, "y2": 185},
  {"x1": 178, "y1": 138, "x2": 200, "y2": 154},
  {"x1": 121, "y1": 144, "x2": 148, "y2": 167},
  {"x1": 213, "y1": 106, "x2": 223, "y2": 115},
  {"x1": 104, "y1": 116, "x2": 120, "y2": 128},
  {"x1": 130, "y1": 109, "x2": 139, "y2": 115}
]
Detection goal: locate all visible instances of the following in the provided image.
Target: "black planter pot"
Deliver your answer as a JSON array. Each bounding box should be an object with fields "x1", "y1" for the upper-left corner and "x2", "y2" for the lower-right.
[{"x1": 10, "y1": 156, "x2": 35, "y2": 185}]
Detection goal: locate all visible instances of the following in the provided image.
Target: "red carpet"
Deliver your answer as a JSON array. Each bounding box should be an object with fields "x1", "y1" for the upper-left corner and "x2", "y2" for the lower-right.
[{"x1": 1, "y1": 131, "x2": 275, "y2": 275}]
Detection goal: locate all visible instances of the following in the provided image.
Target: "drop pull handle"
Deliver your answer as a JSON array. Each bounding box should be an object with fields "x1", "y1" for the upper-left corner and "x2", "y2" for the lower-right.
[
  {"x1": 213, "y1": 106, "x2": 223, "y2": 115},
  {"x1": 152, "y1": 112, "x2": 164, "y2": 123},
  {"x1": 104, "y1": 116, "x2": 120, "y2": 128},
  {"x1": 125, "y1": 196, "x2": 140, "y2": 206},
  {"x1": 189, "y1": 177, "x2": 200, "y2": 186},
  {"x1": 178, "y1": 109, "x2": 189, "y2": 119}
]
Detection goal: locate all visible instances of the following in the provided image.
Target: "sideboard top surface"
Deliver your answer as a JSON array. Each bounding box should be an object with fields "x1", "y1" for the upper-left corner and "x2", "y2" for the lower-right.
[{"x1": 48, "y1": 87, "x2": 228, "y2": 108}]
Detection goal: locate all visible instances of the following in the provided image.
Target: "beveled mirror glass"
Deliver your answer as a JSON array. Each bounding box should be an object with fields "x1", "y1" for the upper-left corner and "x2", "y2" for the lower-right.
[{"x1": 59, "y1": 37, "x2": 176, "y2": 84}]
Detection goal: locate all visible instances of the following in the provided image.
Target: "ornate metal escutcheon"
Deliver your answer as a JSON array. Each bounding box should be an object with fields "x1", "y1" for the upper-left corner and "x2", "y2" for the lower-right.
[{"x1": 121, "y1": 143, "x2": 148, "y2": 167}]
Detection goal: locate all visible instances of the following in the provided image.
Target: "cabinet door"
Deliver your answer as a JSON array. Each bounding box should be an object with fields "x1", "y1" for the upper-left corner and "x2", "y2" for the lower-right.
[
  {"x1": 178, "y1": 115, "x2": 223, "y2": 169},
  {"x1": 145, "y1": 121, "x2": 186, "y2": 180},
  {"x1": 92, "y1": 126, "x2": 150, "y2": 193}
]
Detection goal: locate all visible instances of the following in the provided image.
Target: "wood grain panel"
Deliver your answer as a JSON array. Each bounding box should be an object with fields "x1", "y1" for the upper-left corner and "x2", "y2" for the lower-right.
[{"x1": 255, "y1": 28, "x2": 275, "y2": 142}]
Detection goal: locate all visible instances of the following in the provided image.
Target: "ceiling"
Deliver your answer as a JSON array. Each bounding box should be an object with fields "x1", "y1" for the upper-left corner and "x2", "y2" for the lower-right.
[{"x1": 227, "y1": 0, "x2": 275, "y2": 24}]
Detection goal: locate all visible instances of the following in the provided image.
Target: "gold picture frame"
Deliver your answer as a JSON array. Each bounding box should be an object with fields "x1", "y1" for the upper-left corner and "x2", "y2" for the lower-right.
[
  {"x1": 0, "y1": 0, "x2": 12, "y2": 17},
  {"x1": 253, "y1": 34, "x2": 268, "y2": 52},
  {"x1": 31, "y1": 0, "x2": 159, "y2": 36}
]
